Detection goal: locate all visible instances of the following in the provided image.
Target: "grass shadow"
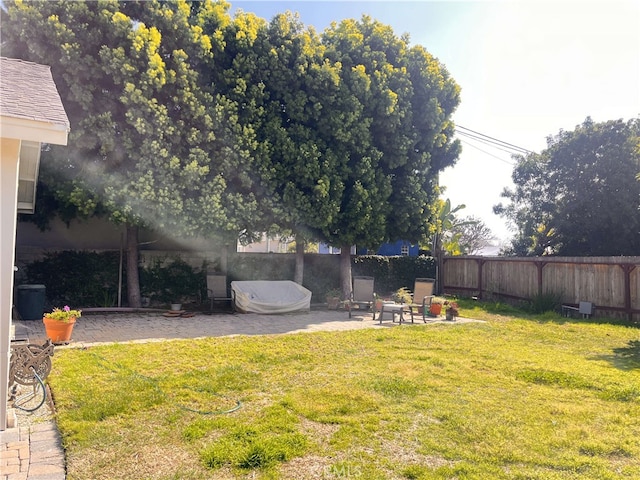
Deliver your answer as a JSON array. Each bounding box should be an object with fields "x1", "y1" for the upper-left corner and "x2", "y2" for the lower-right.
[{"x1": 596, "y1": 340, "x2": 640, "y2": 371}]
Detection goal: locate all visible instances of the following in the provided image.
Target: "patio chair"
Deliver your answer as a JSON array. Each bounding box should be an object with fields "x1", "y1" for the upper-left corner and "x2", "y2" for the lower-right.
[
  {"x1": 406, "y1": 278, "x2": 436, "y2": 322},
  {"x1": 207, "y1": 274, "x2": 232, "y2": 311},
  {"x1": 347, "y1": 276, "x2": 376, "y2": 319}
]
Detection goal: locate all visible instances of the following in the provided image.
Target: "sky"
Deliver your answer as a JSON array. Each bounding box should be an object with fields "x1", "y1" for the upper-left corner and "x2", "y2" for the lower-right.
[{"x1": 231, "y1": 0, "x2": 640, "y2": 244}]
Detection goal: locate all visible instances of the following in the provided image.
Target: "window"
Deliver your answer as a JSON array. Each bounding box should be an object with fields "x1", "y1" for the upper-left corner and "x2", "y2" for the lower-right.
[{"x1": 401, "y1": 244, "x2": 409, "y2": 256}]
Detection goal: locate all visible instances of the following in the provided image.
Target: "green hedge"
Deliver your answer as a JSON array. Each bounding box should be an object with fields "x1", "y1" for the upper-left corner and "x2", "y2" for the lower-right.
[
  {"x1": 352, "y1": 255, "x2": 436, "y2": 296},
  {"x1": 20, "y1": 251, "x2": 435, "y2": 307},
  {"x1": 228, "y1": 253, "x2": 435, "y2": 300},
  {"x1": 22, "y1": 251, "x2": 123, "y2": 308},
  {"x1": 139, "y1": 257, "x2": 207, "y2": 305}
]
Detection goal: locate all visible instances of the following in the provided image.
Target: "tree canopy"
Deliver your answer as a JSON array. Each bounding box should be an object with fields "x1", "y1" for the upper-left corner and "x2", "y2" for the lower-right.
[
  {"x1": 2, "y1": 0, "x2": 261, "y2": 304},
  {"x1": 319, "y1": 17, "x2": 460, "y2": 251},
  {"x1": 3, "y1": 0, "x2": 462, "y2": 299},
  {"x1": 3, "y1": 0, "x2": 261, "y2": 239},
  {"x1": 495, "y1": 117, "x2": 640, "y2": 256}
]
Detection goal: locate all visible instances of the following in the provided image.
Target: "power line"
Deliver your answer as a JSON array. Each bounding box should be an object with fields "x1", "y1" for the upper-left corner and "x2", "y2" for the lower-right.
[
  {"x1": 455, "y1": 125, "x2": 534, "y2": 155},
  {"x1": 455, "y1": 130, "x2": 525, "y2": 157},
  {"x1": 456, "y1": 125, "x2": 533, "y2": 154},
  {"x1": 458, "y1": 139, "x2": 516, "y2": 166}
]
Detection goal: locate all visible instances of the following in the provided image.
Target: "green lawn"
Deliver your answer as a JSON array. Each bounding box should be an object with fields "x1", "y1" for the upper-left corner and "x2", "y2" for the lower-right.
[{"x1": 48, "y1": 303, "x2": 640, "y2": 479}]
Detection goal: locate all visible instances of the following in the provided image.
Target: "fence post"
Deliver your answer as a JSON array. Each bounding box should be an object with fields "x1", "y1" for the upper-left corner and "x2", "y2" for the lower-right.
[{"x1": 619, "y1": 264, "x2": 635, "y2": 322}]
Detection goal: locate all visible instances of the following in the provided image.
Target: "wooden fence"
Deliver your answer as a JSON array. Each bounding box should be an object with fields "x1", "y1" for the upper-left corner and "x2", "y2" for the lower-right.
[{"x1": 442, "y1": 256, "x2": 640, "y2": 322}]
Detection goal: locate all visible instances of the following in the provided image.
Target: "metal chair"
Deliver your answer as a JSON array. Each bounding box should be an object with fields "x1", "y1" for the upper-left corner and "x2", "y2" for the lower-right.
[
  {"x1": 206, "y1": 274, "x2": 232, "y2": 311},
  {"x1": 406, "y1": 278, "x2": 436, "y2": 322},
  {"x1": 347, "y1": 276, "x2": 376, "y2": 319}
]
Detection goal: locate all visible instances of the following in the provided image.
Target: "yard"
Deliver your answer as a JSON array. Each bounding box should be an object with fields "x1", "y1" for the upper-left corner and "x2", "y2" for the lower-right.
[{"x1": 48, "y1": 302, "x2": 640, "y2": 479}]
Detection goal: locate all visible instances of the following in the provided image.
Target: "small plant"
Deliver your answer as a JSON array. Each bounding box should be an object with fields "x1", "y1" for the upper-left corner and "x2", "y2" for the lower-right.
[
  {"x1": 325, "y1": 288, "x2": 342, "y2": 299},
  {"x1": 44, "y1": 305, "x2": 82, "y2": 323},
  {"x1": 445, "y1": 300, "x2": 459, "y2": 313},
  {"x1": 444, "y1": 299, "x2": 459, "y2": 319},
  {"x1": 528, "y1": 290, "x2": 563, "y2": 314},
  {"x1": 326, "y1": 288, "x2": 343, "y2": 310},
  {"x1": 392, "y1": 287, "x2": 412, "y2": 304}
]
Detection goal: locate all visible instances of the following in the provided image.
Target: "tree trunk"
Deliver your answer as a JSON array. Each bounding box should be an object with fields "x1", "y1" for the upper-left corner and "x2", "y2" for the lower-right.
[
  {"x1": 294, "y1": 239, "x2": 304, "y2": 284},
  {"x1": 434, "y1": 233, "x2": 443, "y2": 295},
  {"x1": 126, "y1": 224, "x2": 142, "y2": 308},
  {"x1": 340, "y1": 245, "x2": 352, "y2": 299},
  {"x1": 219, "y1": 244, "x2": 228, "y2": 274}
]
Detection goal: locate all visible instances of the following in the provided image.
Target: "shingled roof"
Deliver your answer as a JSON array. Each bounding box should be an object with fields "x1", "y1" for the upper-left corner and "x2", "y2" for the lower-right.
[{"x1": 0, "y1": 56, "x2": 70, "y2": 130}]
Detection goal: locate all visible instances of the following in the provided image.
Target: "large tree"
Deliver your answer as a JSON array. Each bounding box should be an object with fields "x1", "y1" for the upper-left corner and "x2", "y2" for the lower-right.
[
  {"x1": 318, "y1": 17, "x2": 461, "y2": 296},
  {"x1": 206, "y1": 11, "x2": 345, "y2": 284},
  {"x1": 495, "y1": 117, "x2": 640, "y2": 256},
  {"x1": 2, "y1": 0, "x2": 259, "y2": 305}
]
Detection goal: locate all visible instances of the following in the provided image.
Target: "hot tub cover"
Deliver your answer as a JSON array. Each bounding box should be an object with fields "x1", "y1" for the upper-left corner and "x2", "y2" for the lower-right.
[{"x1": 231, "y1": 280, "x2": 312, "y2": 314}]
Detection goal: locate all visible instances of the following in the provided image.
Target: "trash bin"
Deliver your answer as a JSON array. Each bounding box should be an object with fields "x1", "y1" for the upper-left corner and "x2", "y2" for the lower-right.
[{"x1": 16, "y1": 284, "x2": 46, "y2": 320}]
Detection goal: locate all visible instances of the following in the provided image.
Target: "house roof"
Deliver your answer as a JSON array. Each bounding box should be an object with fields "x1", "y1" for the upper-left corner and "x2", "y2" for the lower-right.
[{"x1": 0, "y1": 56, "x2": 70, "y2": 131}]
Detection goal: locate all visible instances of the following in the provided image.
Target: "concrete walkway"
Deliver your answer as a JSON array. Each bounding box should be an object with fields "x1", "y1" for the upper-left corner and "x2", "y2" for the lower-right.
[{"x1": 3, "y1": 308, "x2": 476, "y2": 479}]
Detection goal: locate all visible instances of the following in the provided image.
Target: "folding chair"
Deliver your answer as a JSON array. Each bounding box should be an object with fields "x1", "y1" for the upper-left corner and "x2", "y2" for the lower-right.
[{"x1": 347, "y1": 276, "x2": 376, "y2": 319}]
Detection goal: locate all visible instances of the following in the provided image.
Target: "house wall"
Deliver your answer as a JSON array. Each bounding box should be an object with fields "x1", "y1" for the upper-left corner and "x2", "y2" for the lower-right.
[
  {"x1": 375, "y1": 240, "x2": 419, "y2": 256},
  {"x1": 1, "y1": 139, "x2": 21, "y2": 427},
  {"x1": 318, "y1": 244, "x2": 356, "y2": 255}
]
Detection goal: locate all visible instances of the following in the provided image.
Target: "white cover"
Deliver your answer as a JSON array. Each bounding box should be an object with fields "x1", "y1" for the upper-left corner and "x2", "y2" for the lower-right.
[{"x1": 231, "y1": 280, "x2": 312, "y2": 314}]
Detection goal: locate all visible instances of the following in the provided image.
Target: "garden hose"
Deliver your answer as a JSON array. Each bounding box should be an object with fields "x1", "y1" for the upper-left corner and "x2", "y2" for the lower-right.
[{"x1": 13, "y1": 367, "x2": 47, "y2": 412}]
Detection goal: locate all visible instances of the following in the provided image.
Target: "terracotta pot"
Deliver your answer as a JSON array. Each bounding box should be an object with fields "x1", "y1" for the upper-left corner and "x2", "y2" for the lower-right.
[
  {"x1": 429, "y1": 303, "x2": 442, "y2": 316},
  {"x1": 43, "y1": 316, "x2": 76, "y2": 344}
]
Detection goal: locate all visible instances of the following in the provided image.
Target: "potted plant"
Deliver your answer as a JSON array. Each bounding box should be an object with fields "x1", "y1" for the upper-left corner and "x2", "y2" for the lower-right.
[
  {"x1": 374, "y1": 294, "x2": 389, "y2": 312},
  {"x1": 43, "y1": 305, "x2": 82, "y2": 344},
  {"x1": 428, "y1": 298, "x2": 444, "y2": 316},
  {"x1": 326, "y1": 288, "x2": 342, "y2": 310},
  {"x1": 445, "y1": 300, "x2": 459, "y2": 321}
]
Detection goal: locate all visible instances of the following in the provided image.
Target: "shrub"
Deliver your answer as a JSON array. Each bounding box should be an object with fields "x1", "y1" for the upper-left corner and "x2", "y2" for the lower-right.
[
  {"x1": 528, "y1": 291, "x2": 564, "y2": 314},
  {"x1": 23, "y1": 250, "x2": 122, "y2": 307},
  {"x1": 139, "y1": 258, "x2": 206, "y2": 305}
]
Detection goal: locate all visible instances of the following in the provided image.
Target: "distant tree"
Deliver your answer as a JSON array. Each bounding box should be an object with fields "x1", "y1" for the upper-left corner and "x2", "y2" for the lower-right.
[
  {"x1": 209, "y1": 13, "x2": 461, "y2": 295},
  {"x1": 495, "y1": 117, "x2": 640, "y2": 256},
  {"x1": 447, "y1": 216, "x2": 494, "y2": 255}
]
